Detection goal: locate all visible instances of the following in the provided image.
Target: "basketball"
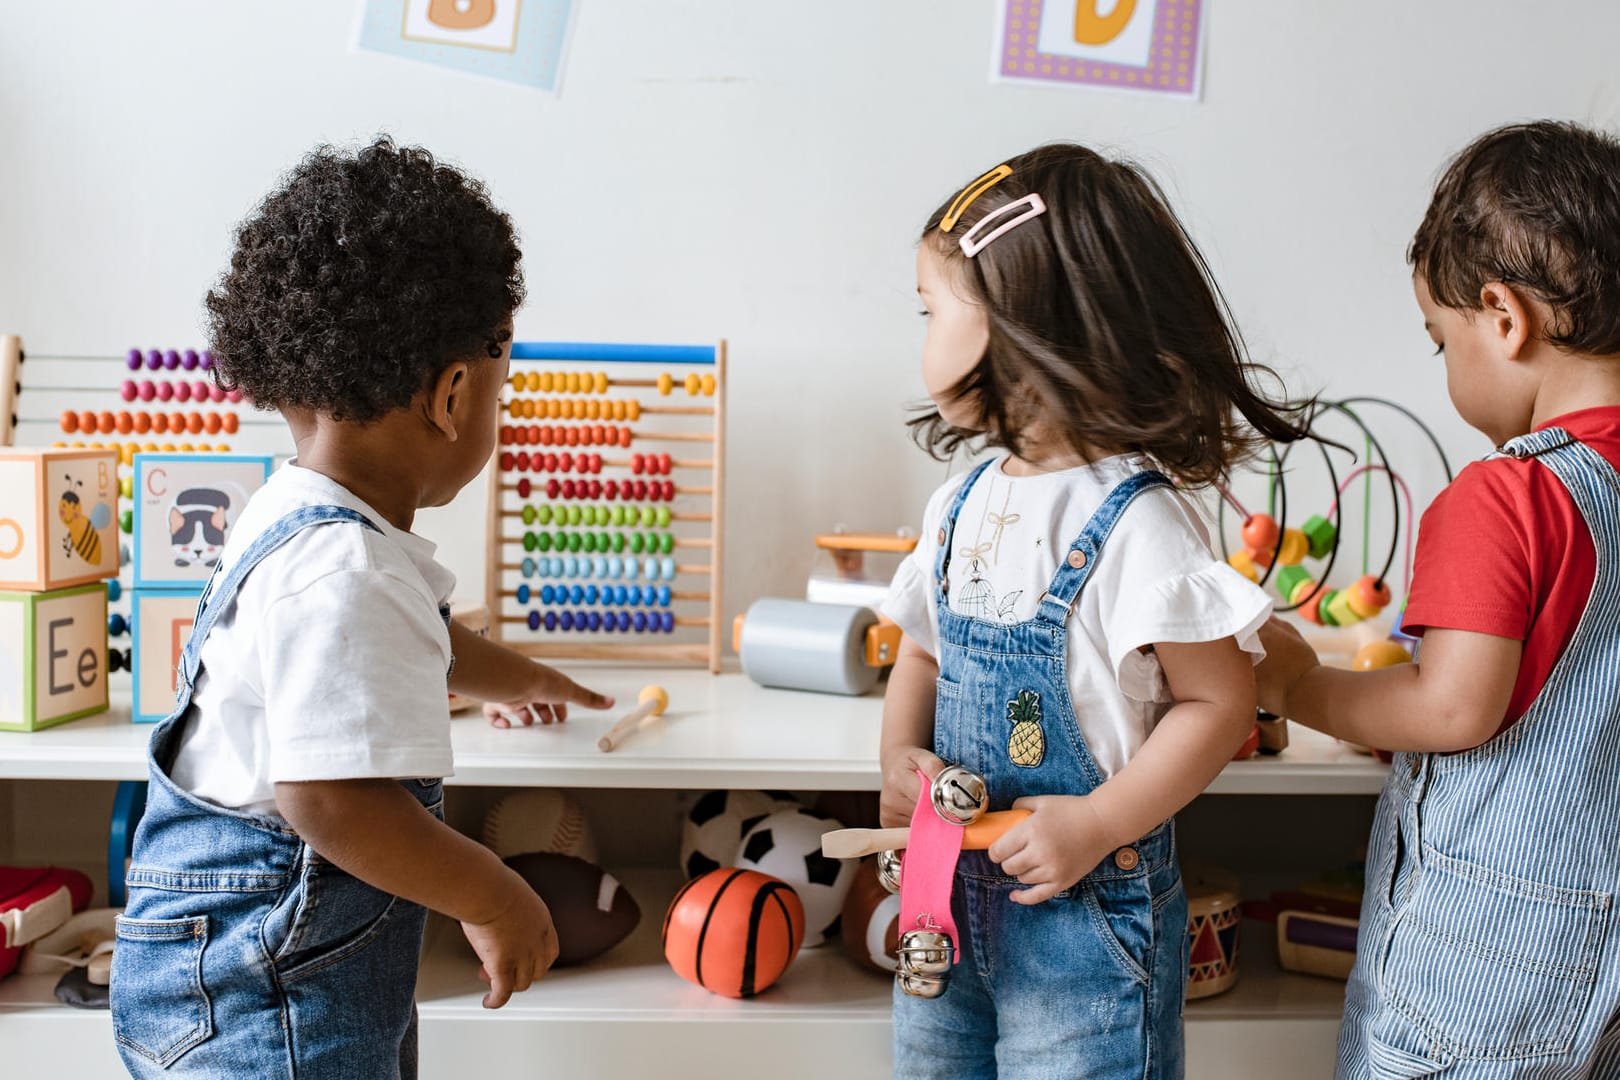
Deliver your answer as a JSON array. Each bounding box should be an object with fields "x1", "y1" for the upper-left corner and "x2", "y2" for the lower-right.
[{"x1": 661, "y1": 868, "x2": 805, "y2": 998}]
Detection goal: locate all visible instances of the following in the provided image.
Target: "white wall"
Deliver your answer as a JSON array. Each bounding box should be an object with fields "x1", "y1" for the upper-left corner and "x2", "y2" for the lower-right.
[{"x1": 4, "y1": 1, "x2": 1618, "y2": 610}]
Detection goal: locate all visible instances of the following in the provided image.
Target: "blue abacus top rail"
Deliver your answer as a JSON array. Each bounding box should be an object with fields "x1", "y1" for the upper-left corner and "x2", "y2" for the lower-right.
[{"x1": 510, "y1": 342, "x2": 716, "y2": 365}]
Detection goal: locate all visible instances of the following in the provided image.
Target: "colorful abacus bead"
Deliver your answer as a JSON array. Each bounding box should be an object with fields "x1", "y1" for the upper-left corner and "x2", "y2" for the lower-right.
[{"x1": 1325, "y1": 590, "x2": 1362, "y2": 627}]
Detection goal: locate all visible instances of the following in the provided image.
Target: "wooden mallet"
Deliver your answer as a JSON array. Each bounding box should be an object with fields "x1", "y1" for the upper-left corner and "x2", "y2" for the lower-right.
[
  {"x1": 596, "y1": 685, "x2": 670, "y2": 752},
  {"x1": 819, "y1": 809, "x2": 1032, "y2": 859}
]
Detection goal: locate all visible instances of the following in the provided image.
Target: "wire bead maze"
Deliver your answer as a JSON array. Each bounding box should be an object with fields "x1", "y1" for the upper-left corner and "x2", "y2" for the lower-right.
[
  {"x1": 1, "y1": 334, "x2": 280, "y2": 677},
  {"x1": 1214, "y1": 397, "x2": 1453, "y2": 639},
  {"x1": 486, "y1": 342, "x2": 727, "y2": 672}
]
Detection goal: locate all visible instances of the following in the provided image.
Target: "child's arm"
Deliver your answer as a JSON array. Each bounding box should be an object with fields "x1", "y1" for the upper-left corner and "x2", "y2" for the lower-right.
[
  {"x1": 989, "y1": 636, "x2": 1255, "y2": 904},
  {"x1": 447, "y1": 620, "x2": 615, "y2": 727},
  {"x1": 1256, "y1": 618, "x2": 1518, "y2": 752},
  {"x1": 275, "y1": 778, "x2": 554, "y2": 1009},
  {"x1": 878, "y1": 634, "x2": 947, "y2": 828}
]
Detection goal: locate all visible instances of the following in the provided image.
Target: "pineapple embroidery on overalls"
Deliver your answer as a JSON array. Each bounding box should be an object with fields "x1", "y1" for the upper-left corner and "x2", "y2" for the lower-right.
[{"x1": 1006, "y1": 689, "x2": 1045, "y2": 768}]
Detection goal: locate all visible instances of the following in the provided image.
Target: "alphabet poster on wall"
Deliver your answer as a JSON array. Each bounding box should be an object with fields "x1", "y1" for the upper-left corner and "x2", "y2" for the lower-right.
[
  {"x1": 993, "y1": 0, "x2": 1206, "y2": 99},
  {"x1": 355, "y1": 0, "x2": 578, "y2": 93}
]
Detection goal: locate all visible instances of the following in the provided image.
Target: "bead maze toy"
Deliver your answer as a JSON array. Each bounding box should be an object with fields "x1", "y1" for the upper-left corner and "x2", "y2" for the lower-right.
[
  {"x1": 1215, "y1": 397, "x2": 1453, "y2": 640},
  {"x1": 486, "y1": 342, "x2": 727, "y2": 670}
]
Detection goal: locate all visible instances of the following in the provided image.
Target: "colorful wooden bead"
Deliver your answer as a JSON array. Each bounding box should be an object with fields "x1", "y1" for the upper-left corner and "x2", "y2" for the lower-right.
[
  {"x1": 1300, "y1": 514, "x2": 1336, "y2": 559},
  {"x1": 1277, "y1": 528, "x2": 1308, "y2": 566},
  {"x1": 1352, "y1": 575, "x2": 1392, "y2": 613},
  {"x1": 658, "y1": 373, "x2": 674, "y2": 396},
  {"x1": 1352, "y1": 641, "x2": 1412, "y2": 671},
  {"x1": 1241, "y1": 514, "x2": 1279, "y2": 553},
  {"x1": 1227, "y1": 550, "x2": 1259, "y2": 583},
  {"x1": 1275, "y1": 565, "x2": 1312, "y2": 600},
  {"x1": 1325, "y1": 590, "x2": 1361, "y2": 627}
]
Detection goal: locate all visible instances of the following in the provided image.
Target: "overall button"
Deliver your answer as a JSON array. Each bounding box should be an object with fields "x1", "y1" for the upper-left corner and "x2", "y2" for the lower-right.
[
  {"x1": 1114, "y1": 847, "x2": 1139, "y2": 870},
  {"x1": 937, "y1": 528, "x2": 946, "y2": 545},
  {"x1": 1067, "y1": 550, "x2": 1088, "y2": 569}
]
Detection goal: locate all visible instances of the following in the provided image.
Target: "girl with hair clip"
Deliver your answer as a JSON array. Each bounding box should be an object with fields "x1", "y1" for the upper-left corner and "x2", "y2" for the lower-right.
[{"x1": 880, "y1": 143, "x2": 1310, "y2": 1080}]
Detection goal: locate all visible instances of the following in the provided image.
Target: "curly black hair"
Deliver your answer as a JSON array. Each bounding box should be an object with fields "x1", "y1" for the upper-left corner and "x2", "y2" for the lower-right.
[{"x1": 205, "y1": 135, "x2": 524, "y2": 422}]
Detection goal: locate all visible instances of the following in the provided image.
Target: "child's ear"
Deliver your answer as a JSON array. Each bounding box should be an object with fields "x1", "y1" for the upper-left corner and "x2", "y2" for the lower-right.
[
  {"x1": 427, "y1": 361, "x2": 471, "y2": 441},
  {"x1": 1479, "y1": 282, "x2": 1538, "y2": 360}
]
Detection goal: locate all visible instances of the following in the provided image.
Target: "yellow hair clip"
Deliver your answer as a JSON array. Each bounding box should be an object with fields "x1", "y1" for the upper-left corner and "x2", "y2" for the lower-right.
[{"x1": 940, "y1": 165, "x2": 1013, "y2": 233}]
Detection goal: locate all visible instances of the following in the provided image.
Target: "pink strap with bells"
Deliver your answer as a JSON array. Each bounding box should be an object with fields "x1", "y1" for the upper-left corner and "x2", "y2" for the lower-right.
[{"x1": 898, "y1": 768, "x2": 962, "y2": 959}]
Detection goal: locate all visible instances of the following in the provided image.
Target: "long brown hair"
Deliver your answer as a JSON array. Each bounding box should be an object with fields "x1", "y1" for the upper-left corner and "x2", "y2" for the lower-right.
[{"x1": 912, "y1": 143, "x2": 1308, "y2": 486}]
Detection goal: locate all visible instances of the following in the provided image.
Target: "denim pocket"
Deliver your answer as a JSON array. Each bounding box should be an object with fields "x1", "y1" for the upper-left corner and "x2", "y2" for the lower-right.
[
  {"x1": 935, "y1": 675, "x2": 962, "y2": 700},
  {"x1": 111, "y1": 915, "x2": 213, "y2": 1067},
  {"x1": 265, "y1": 850, "x2": 401, "y2": 982},
  {"x1": 1082, "y1": 872, "x2": 1154, "y2": 985},
  {"x1": 1383, "y1": 847, "x2": 1609, "y2": 1060}
]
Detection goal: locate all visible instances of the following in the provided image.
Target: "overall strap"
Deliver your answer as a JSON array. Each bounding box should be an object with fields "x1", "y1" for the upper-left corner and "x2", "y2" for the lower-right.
[
  {"x1": 1036, "y1": 471, "x2": 1172, "y2": 627},
  {"x1": 933, "y1": 460, "x2": 997, "y2": 605},
  {"x1": 175, "y1": 505, "x2": 382, "y2": 699}
]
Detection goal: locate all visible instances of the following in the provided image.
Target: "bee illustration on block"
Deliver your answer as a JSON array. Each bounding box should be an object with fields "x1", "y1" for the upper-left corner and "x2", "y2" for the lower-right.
[{"x1": 59, "y1": 475, "x2": 112, "y2": 565}]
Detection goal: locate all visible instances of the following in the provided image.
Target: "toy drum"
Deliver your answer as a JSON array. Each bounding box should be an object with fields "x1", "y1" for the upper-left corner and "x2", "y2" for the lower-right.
[{"x1": 1186, "y1": 881, "x2": 1242, "y2": 1000}]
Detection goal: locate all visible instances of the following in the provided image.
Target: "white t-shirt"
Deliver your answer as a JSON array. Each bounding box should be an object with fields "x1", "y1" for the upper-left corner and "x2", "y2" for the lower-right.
[
  {"x1": 882, "y1": 454, "x2": 1270, "y2": 778},
  {"x1": 168, "y1": 462, "x2": 457, "y2": 816}
]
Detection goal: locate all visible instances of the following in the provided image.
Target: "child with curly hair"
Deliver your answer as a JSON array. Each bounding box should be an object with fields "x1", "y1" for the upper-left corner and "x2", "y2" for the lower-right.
[{"x1": 110, "y1": 137, "x2": 613, "y2": 1079}]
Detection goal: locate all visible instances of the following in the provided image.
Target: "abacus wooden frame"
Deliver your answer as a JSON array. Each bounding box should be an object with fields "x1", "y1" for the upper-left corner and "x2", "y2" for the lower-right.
[{"x1": 485, "y1": 341, "x2": 727, "y2": 672}]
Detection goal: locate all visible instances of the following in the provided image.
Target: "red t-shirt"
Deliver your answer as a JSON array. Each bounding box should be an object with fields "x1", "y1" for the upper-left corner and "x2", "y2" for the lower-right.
[{"x1": 1402, "y1": 407, "x2": 1620, "y2": 731}]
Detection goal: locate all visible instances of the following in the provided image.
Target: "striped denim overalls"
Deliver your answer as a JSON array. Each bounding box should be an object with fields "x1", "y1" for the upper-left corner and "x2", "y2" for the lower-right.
[
  {"x1": 111, "y1": 505, "x2": 444, "y2": 1079},
  {"x1": 893, "y1": 462, "x2": 1189, "y2": 1080},
  {"x1": 1339, "y1": 429, "x2": 1620, "y2": 1078}
]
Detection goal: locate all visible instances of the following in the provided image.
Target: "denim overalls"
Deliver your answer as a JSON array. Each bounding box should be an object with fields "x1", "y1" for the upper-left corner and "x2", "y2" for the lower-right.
[
  {"x1": 894, "y1": 462, "x2": 1190, "y2": 1080},
  {"x1": 1339, "y1": 429, "x2": 1620, "y2": 1079},
  {"x1": 111, "y1": 505, "x2": 445, "y2": 1079}
]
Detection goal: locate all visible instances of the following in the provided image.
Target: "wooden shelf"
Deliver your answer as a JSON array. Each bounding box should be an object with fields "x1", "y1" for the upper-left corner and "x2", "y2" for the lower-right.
[
  {"x1": 0, "y1": 869, "x2": 1345, "y2": 1077},
  {"x1": 0, "y1": 669, "x2": 1387, "y2": 794}
]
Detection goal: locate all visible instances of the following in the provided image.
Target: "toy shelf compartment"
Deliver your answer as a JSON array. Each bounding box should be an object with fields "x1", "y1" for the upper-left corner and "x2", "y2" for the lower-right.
[
  {"x1": 0, "y1": 668, "x2": 1390, "y2": 795},
  {"x1": 0, "y1": 867, "x2": 1347, "y2": 1079}
]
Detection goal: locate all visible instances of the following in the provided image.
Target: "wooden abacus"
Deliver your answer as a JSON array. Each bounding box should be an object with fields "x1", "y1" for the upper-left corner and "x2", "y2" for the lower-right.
[
  {"x1": 486, "y1": 341, "x2": 727, "y2": 672},
  {"x1": 1, "y1": 334, "x2": 286, "y2": 680}
]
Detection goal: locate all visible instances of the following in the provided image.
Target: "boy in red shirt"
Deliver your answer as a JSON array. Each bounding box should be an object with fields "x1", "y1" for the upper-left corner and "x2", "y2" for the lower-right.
[{"x1": 1260, "y1": 121, "x2": 1620, "y2": 1078}]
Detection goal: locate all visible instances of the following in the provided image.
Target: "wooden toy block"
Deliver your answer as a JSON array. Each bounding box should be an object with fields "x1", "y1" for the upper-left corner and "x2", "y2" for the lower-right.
[
  {"x1": 0, "y1": 583, "x2": 110, "y2": 731},
  {"x1": 131, "y1": 587, "x2": 203, "y2": 723},
  {"x1": 132, "y1": 453, "x2": 271, "y2": 589},
  {"x1": 0, "y1": 448, "x2": 120, "y2": 591}
]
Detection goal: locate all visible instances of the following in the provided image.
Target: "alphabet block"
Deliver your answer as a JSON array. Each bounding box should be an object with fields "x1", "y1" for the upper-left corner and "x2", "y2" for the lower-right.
[
  {"x1": 0, "y1": 448, "x2": 121, "y2": 591},
  {"x1": 0, "y1": 583, "x2": 110, "y2": 731},
  {"x1": 131, "y1": 588, "x2": 203, "y2": 723},
  {"x1": 132, "y1": 453, "x2": 271, "y2": 590}
]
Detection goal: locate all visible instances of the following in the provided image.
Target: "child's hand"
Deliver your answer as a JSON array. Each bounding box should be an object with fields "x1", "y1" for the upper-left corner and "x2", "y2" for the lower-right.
[
  {"x1": 1255, "y1": 617, "x2": 1320, "y2": 718},
  {"x1": 988, "y1": 795, "x2": 1117, "y2": 905},
  {"x1": 879, "y1": 746, "x2": 948, "y2": 828},
  {"x1": 460, "y1": 877, "x2": 560, "y2": 1009},
  {"x1": 484, "y1": 663, "x2": 615, "y2": 728}
]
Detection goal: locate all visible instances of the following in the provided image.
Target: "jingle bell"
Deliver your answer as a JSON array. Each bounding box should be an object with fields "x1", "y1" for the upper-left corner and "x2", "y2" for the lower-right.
[
  {"x1": 897, "y1": 970, "x2": 948, "y2": 999},
  {"x1": 931, "y1": 765, "x2": 989, "y2": 826},
  {"x1": 897, "y1": 928, "x2": 955, "y2": 978},
  {"x1": 877, "y1": 848, "x2": 902, "y2": 893}
]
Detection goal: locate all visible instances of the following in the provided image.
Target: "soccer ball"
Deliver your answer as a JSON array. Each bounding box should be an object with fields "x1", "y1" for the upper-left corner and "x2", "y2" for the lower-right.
[
  {"x1": 736, "y1": 808, "x2": 854, "y2": 948},
  {"x1": 679, "y1": 789, "x2": 799, "y2": 879}
]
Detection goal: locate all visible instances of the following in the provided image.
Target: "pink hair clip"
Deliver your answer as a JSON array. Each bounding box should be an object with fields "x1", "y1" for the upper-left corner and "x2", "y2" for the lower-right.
[{"x1": 958, "y1": 193, "x2": 1047, "y2": 257}]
